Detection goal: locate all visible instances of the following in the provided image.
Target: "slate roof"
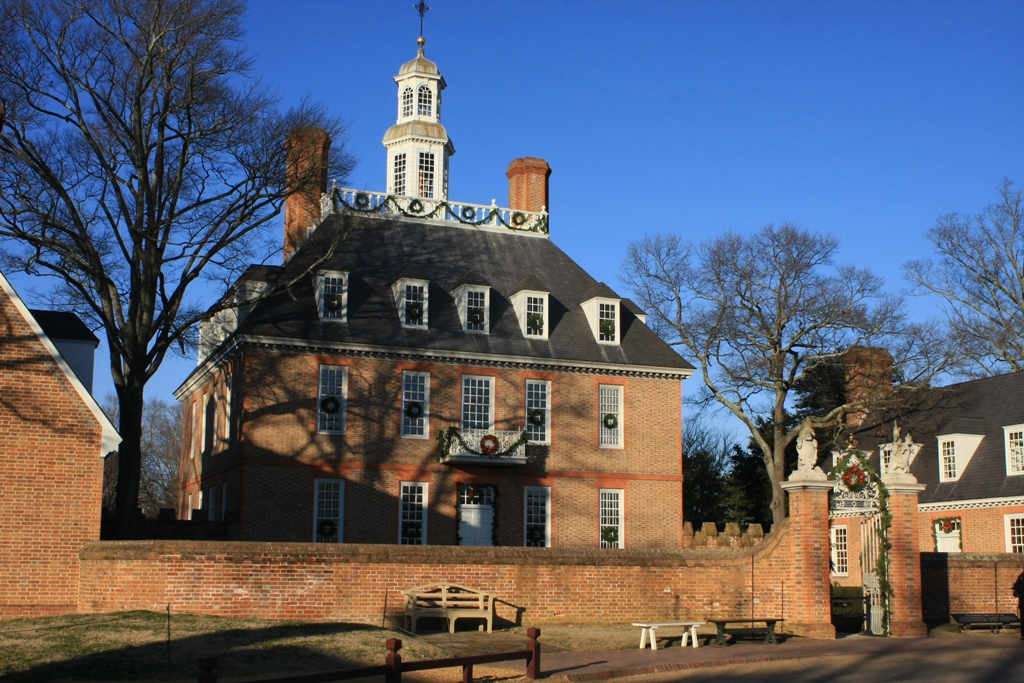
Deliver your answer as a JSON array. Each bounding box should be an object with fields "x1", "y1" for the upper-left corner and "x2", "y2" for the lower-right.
[
  {"x1": 847, "y1": 372, "x2": 1024, "y2": 504},
  {"x1": 28, "y1": 309, "x2": 99, "y2": 345},
  {"x1": 235, "y1": 213, "x2": 693, "y2": 373}
]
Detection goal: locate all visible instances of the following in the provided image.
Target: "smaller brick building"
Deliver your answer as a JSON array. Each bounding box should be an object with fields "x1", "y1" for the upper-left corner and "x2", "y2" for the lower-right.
[{"x1": 0, "y1": 271, "x2": 119, "y2": 618}]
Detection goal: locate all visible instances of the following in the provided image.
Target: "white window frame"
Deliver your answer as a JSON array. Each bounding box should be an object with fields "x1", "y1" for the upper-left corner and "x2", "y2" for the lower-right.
[
  {"x1": 417, "y1": 85, "x2": 433, "y2": 117},
  {"x1": 599, "y1": 488, "x2": 624, "y2": 549},
  {"x1": 401, "y1": 87, "x2": 414, "y2": 119},
  {"x1": 400, "y1": 481, "x2": 428, "y2": 545},
  {"x1": 598, "y1": 302, "x2": 617, "y2": 343},
  {"x1": 316, "y1": 270, "x2": 349, "y2": 322},
  {"x1": 1004, "y1": 425, "x2": 1024, "y2": 476},
  {"x1": 314, "y1": 478, "x2": 345, "y2": 543},
  {"x1": 393, "y1": 278, "x2": 429, "y2": 328},
  {"x1": 512, "y1": 290, "x2": 549, "y2": 340},
  {"x1": 393, "y1": 152, "x2": 407, "y2": 195},
  {"x1": 461, "y1": 375, "x2": 495, "y2": 431},
  {"x1": 879, "y1": 443, "x2": 894, "y2": 475},
  {"x1": 936, "y1": 433, "x2": 984, "y2": 482},
  {"x1": 221, "y1": 482, "x2": 228, "y2": 522},
  {"x1": 525, "y1": 380, "x2": 551, "y2": 445},
  {"x1": 524, "y1": 486, "x2": 551, "y2": 548},
  {"x1": 939, "y1": 439, "x2": 957, "y2": 481},
  {"x1": 418, "y1": 151, "x2": 435, "y2": 198},
  {"x1": 1006, "y1": 514, "x2": 1024, "y2": 553},
  {"x1": 401, "y1": 371, "x2": 431, "y2": 439},
  {"x1": 599, "y1": 384, "x2": 623, "y2": 449},
  {"x1": 317, "y1": 365, "x2": 348, "y2": 434},
  {"x1": 934, "y1": 518, "x2": 962, "y2": 553},
  {"x1": 207, "y1": 485, "x2": 216, "y2": 522},
  {"x1": 464, "y1": 288, "x2": 489, "y2": 334},
  {"x1": 830, "y1": 525, "x2": 849, "y2": 576}
]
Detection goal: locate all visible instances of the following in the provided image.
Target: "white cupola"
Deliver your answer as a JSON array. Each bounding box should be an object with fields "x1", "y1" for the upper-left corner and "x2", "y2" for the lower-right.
[{"x1": 382, "y1": 37, "x2": 455, "y2": 201}]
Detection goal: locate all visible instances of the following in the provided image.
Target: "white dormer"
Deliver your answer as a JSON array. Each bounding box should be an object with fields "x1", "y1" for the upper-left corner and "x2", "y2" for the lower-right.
[
  {"x1": 1005, "y1": 424, "x2": 1024, "y2": 476},
  {"x1": 451, "y1": 271, "x2": 491, "y2": 334},
  {"x1": 510, "y1": 276, "x2": 550, "y2": 340},
  {"x1": 581, "y1": 283, "x2": 621, "y2": 345},
  {"x1": 936, "y1": 428, "x2": 985, "y2": 482},
  {"x1": 391, "y1": 266, "x2": 429, "y2": 329},
  {"x1": 382, "y1": 37, "x2": 454, "y2": 200},
  {"x1": 315, "y1": 270, "x2": 349, "y2": 322}
]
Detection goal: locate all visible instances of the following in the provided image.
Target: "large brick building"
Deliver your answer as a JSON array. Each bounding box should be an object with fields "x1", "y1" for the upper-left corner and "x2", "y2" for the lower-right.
[
  {"x1": 175, "y1": 39, "x2": 694, "y2": 548},
  {"x1": 0, "y1": 271, "x2": 119, "y2": 618}
]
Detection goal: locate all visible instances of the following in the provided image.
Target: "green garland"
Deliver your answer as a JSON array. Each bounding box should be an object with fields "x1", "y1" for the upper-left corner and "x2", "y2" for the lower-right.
[
  {"x1": 437, "y1": 426, "x2": 528, "y2": 462},
  {"x1": 931, "y1": 516, "x2": 963, "y2": 551},
  {"x1": 454, "y1": 483, "x2": 499, "y2": 547},
  {"x1": 332, "y1": 189, "x2": 549, "y2": 234},
  {"x1": 829, "y1": 448, "x2": 894, "y2": 635}
]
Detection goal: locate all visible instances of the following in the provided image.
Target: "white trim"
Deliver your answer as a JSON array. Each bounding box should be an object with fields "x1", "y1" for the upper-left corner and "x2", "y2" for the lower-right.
[
  {"x1": 524, "y1": 486, "x2": 551, "y2": 547},
  {"x1": 1004, "y1": 424, "x2": 1024, "y2": 476},
  {"x1": 315, "y1": 270, "x2": 349, "y2": 322},
  {"x1": 317, "y1": 365, "x2": 348, "y2": 434},
  {"x1": 401, "y1": 370, "x2": 431, "y2": 439},
  {"x1": 919, "y1": 496, "x2": 1024, "y2": 512},
  {"x1": 461, "y1": 374, "x2": 495, "y2": 431},
  {"x1": 0, "y1": 271, "x2": 120, "y2": 457},
  {"x1": 1005, "y1": 513, "x2": 1024, "y2": 553},
  {"x1": 582, "y1": 295, "x2": 621, "y2": 345},
  {"x1": 599, "y1": 384, "x2": 624, "y2": 449},
  {"x1": 525, "y1": 379, "x2": 551, "y2": 445},
  {"x1": 399, "y1": 481, "x2": 429, "y2": 545},
  {"x1": 512, "y1": 290, "x2": 549, "y2": 340},
  {"x1": 453, "y1": 284, "x2": 490, "y2": 334},
  {"x1": 392, "y1": 278, "x2": 429, "y2": 328},
  {"x1": 599, "y1": 488, "x2": 624, "y2": 548},
  {"x1": 830, "y1": 525, "x2": 849, "y2": 576},
  {"x1": 314, "y1": 478, "x2": 345, "y2": 543},
  {"x1": 936, "y1": 432, "x2": 984, "y2": 482}
]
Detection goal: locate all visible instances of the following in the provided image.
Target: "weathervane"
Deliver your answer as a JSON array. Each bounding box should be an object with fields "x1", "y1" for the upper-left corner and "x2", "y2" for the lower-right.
[{"x1": 414, "y1": 1, "x2": 431, "y2": 38}]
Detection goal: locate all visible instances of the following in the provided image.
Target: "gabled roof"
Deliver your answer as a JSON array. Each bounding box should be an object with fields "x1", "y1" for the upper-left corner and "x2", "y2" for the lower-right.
[
  {"x1": 0, "y1": 272, "x2": 120, "y2": 457},
  {"x1": 29, "y1": 309, "x2": 99, "y2": 345},
  {"x1": 581, "y1": 282, "x2": 619, "y2": 302},
  {"x1": 451, "y1": 270, "x2": 491, "y2": 290},
  {"x1": 848, "y1": 372, "x2": 1024, "y2": 505},
  {"x1": 510, "y1": 276, "x2": 548, "y2": 295},
  {"x1": 227, "y1": 214, "x2": 694, "y2": 374}
]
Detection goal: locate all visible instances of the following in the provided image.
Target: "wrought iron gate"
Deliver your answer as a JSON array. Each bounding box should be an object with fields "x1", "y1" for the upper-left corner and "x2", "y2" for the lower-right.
[{"x1": 859, "y1": 512, "x2": 886, "y2": 635}]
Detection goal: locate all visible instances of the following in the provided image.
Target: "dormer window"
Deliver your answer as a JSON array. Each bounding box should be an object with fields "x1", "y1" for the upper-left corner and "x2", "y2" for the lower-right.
[
  {"x1": 1005, "y1": 425, "x2": 1024, "y2": 476},
  {"x1": 402, "y1": 87, "x2": 414, "y2": 118},
  {"x1": 315, "y1": 271, "x2": 348, "y2": 321},
  {"x1": 936, "y1": 431, "x2": 984, "y2": 482},
  {"x1": 452, "y1": 272, "x2": 491, "y2": 335},
  {"x1": 525, "y1": 296, "x2": 545, "y2": 336},
  {"x1": 465, "y1": 290, "x2": 488, "y2": 333},
  {"x1": 510, "y1": 277, "x2": 550, "y2": 340},
  {"x1": 417, "y1": 85, "x2": 433, "y2": 117},
  {"x1": 599, "y1": 303, "x2": 617, "y2": 342},
  {"x1": 581, "y1": 285, "x2": 621, "y2": 346},
  {"x1": 392, "y1": 270, "x2": 429, "y2": 329}
]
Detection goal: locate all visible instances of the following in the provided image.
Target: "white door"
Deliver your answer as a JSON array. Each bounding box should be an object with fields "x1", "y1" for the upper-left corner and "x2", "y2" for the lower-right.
[{"x1": 459, "y1": 505, "x2": 494, "y2": 546}]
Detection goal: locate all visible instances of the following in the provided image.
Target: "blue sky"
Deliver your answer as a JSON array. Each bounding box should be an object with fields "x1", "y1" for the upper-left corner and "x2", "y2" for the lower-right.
[{"x1": 6, "y1": 0, "x2": 1024, "y2": 414}]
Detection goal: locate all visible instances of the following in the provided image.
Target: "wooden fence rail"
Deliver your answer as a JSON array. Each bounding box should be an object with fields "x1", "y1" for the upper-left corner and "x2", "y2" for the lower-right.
[{"x1": 197, "y1": 627, "x2": 541, "y2": 683}]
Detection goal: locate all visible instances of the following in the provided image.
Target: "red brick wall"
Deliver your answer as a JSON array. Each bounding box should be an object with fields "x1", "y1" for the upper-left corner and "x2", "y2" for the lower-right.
[
  {"x1": 0, "y1": 289, "x2": 104, "y2": 618},
  {"x1": 921, "y1": 553, "x2": 1024, "y2": 625},
  {"x1": 77, "y1": 515, "x2": 833, "y2": 638},
  {"x1": 784, "y1": 487, "x2": 835, "y2": 638},
  {"x1": 887, "y1": 492, "x2": 927, "y2": 636},
  {"x1": 919, "y1": 505, "x2": 1024, "y2": 553}
]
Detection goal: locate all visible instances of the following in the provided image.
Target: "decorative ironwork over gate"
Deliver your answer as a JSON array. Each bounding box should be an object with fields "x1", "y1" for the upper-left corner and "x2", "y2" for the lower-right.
[{"x1": 831, "y1": 479, "x2": 887, "y2": 635}]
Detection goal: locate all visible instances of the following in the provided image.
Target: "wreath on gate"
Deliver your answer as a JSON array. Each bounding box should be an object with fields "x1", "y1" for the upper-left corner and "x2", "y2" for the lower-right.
[
  {"x1": 480, "y1": 434, "x2": 500, "y2": 454},
  {"x1": 405, "y1": 401, "x2": 424, "y2": 419},
  {"x1": 354, "y1": 192, "x2": 371, "y2": 209},
  {"x1": 317, "y1": 518, "x2": 338, "y2": 539},
  {"x1": 841, "y1": 464, "x2": 868, "y2": 492},
  {"x1": 528, "y1": 408, "x2": 545, "y2": 426},
  {"x1": 603, "y1": 413, "x2": 618, "y2": 430},
  {"x1": 320, "y1": 396, "x2": 341, "y2": 414},
  {"x1": 408, "y1": 199, "x2": 424, "y2": 214}
]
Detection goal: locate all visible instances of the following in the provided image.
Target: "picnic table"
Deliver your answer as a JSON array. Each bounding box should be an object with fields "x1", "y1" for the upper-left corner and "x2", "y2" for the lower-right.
[
  {"x1": 708, "y1": 618, "x2": 783, "y2": 645},
  {"x1": 632, "y1": 621, "x2": 705, "y2": 650}
]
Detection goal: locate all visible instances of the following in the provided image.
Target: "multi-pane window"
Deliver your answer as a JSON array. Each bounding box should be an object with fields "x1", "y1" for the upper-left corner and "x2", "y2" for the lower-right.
[
  {"x1": 314, "y1": 479, "x2": 344, "y2": 543},
  {"x1": 461, "y1": 376, "x2": 493, "y2": 430},
  {"x1": 401, "y1": 87, "x2": 414, "y2": 118},
  {"x1": 599, "y1": 489, "x2": 623, "y2": 549},
  {"x1": 599, "y1": 385, "x2": 623, "y2": 448},
  {"x1": 880, "y1": 445, "x2": 893, "y2": 474},
  {"x1": 526, "y1": 296, "x2": 545, "y2": 337},
  {"x1": 1006, "y1": 427, "x2": 1024, "y2": 475},
  {"x1": 466, "y1": 290, "x2": 486, "y2": 332},
  {"x1": 941, "y1": 440, "x2": 957, "y2": 480},
  {"x1": 400, "y1": 482, "x2": 427, "y2": 545},
  {"x1": 525, "y1": 380, "x2": 550, "y2": 444},
  {"x1": 417, "y1": 85, "x2": 432, "y2": 117},
  {"x1": 393, "y1": 153, "x2": 407, "y2": 196},
  {"x1": 402, "y1": 371, "x2": 430, "y2": 438},
  {"x1": 418, "y1": 152, "x2": 435, "y2": 198},
  {"x1": 458, "y1": 486, "x2": 495, "y2": 506},
  {"x1": 831, "y1": 525, "x2": 849, "y2": 575},
  {"x1": 1007, "y1": 515, "x2": 1024, "y2": 553},
  {"x1": 318, "y1": 272, "x2": 347, "y2": 320},
  {"x1": 207, "y1": 486, "x2": 216, "y2": 522},
  {"x1": 190, "y1": 401, "x2": 198, "y2": 460},
  {"x1": 404, "y1": 284, "x2": 425, "y2": 327},
  {"x1": 524, "y1": 487, "x2": 551, "y2": 547},
  {"x1": 599, "y1": 302, "x2": 616, "y2": 342},
  {"x1": 318, "y1": 365, "x2": 348, "y2": 433}
]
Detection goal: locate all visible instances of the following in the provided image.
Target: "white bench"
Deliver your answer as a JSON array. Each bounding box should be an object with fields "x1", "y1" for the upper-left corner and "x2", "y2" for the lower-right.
[{"x1": 632, "y1": 621, "x2": 705, "y2": 650}]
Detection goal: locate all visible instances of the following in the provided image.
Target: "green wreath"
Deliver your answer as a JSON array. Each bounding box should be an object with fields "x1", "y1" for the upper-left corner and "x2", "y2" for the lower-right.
[
  {"x1": 527, "y1": 313, "x2": 544, "y2": 331},
  {"x1": 600, "y1": 319, "x2": 615, "y2": 337},
  {"x1": 602, "y1": 413, "x2": 618, "y2": 430},
  {"x1": 405, "y1": 401, "x2": 424, "y2": 419},
  {"x1": 324, "y1": 294, "x2": 343, "y2": 311},
  {"x1": 408, "y1": 198, "x2": 424, "y2": 214},
  {"x1": 354, "y1": 192, "x2": 371, "y2": 209},
  {"x1": 528, "y1": 408, "x2": 545, "y2": 426},
  {"x1": 511, "y1": 211, "x2": 527, "y2": 226},
  {"x1": 467, "y1": 307, "x2": 485, "y2": 325},
  {"x1": 601, "y1": 525, "x2": 619, "y2": 546},
  {"x1": 317, "y1": 518, "x2": 338, "y2": 539},
  {"x1": 405, "y1": 300, "x2": 423, "y2": 320},
  {"x1": 461, "y1": 205, "x2": 476, "y2": 220},
  {"x1": 320, "y1": 396, "x2": 341, "y2": 414}
]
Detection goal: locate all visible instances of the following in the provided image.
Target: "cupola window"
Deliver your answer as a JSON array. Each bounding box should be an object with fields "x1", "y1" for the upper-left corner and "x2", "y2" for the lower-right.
[
  {"x1": 417, "y1": 85, "x2": 433, "y2": 117},
  {"x1": 418, "y1": 152, "x2": 435, "y2": 198},
  {"x1": 393, "y1": 153, "x2": 407, "y2": 195},
  {"x1": 402, "y1": 87, "x2": 414, "y2": 118}
]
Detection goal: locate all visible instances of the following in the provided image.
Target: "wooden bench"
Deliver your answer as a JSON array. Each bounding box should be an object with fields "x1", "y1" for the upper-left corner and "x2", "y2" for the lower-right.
[
  {"x1": 951, "y1": 613, "x2": 1021, "y2": 633},
  {"x1": 402, "y1": 583, "x2": 494, "y2": 634},
  {"x1": 708, "y1": 618, "x2": 783, "y2": 645},
  {"x1": 632, "y1": 622, "x2": 704, "y2": 649}
]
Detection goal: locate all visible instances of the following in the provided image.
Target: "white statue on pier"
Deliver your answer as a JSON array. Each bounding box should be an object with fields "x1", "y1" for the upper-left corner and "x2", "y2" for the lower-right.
[
  {"x1": 890, "y1": 423, "x2": 915, "y2": 474},
  {"x1": 797, "y1": 420, "x2": 818, "y2": 472}
]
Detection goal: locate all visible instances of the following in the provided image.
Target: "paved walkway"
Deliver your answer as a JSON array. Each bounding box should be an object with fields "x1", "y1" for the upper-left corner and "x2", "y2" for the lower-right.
[{"x1": 467, "y1": 632, "x2": 1023, "y2": 681}]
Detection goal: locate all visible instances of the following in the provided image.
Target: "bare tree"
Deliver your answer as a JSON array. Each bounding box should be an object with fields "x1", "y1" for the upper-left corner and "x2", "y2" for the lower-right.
[
  {"x1": 623, "y1": 225, "x2": 949, "y2": 527},
  {"x1": 905, "y1": 179, "x2": 1023, "y2": 375},
  {"x1": 0, "y1": 0, "x2": 354, "y2": 537}
]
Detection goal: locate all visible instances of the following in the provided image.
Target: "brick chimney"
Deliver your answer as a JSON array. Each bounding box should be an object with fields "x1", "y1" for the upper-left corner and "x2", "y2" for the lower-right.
[
  {"x1": 506, "y1": 157, "x2": 551, "y2": 213},
  {"x1": 283, "y1": 127, "x2": 331, "y2": 263},
  {"x1": 843, "y1": 345, "x2": 894, "y2": 428}
]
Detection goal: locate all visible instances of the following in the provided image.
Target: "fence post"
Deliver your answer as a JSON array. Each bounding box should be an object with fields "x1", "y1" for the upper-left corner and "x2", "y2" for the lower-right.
[
  {"x1": 462, "y1": 664, "x2": 474, "y2": 683},
  {"x1": 526, "y1": 627, "x2": 541, "y2": 680},
  {"x1": 197, "y1": 657, "x2": 217, "y2": 683},
  {"x1": 386, "y1": 638, "x2": 403, "y2": 683}
]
